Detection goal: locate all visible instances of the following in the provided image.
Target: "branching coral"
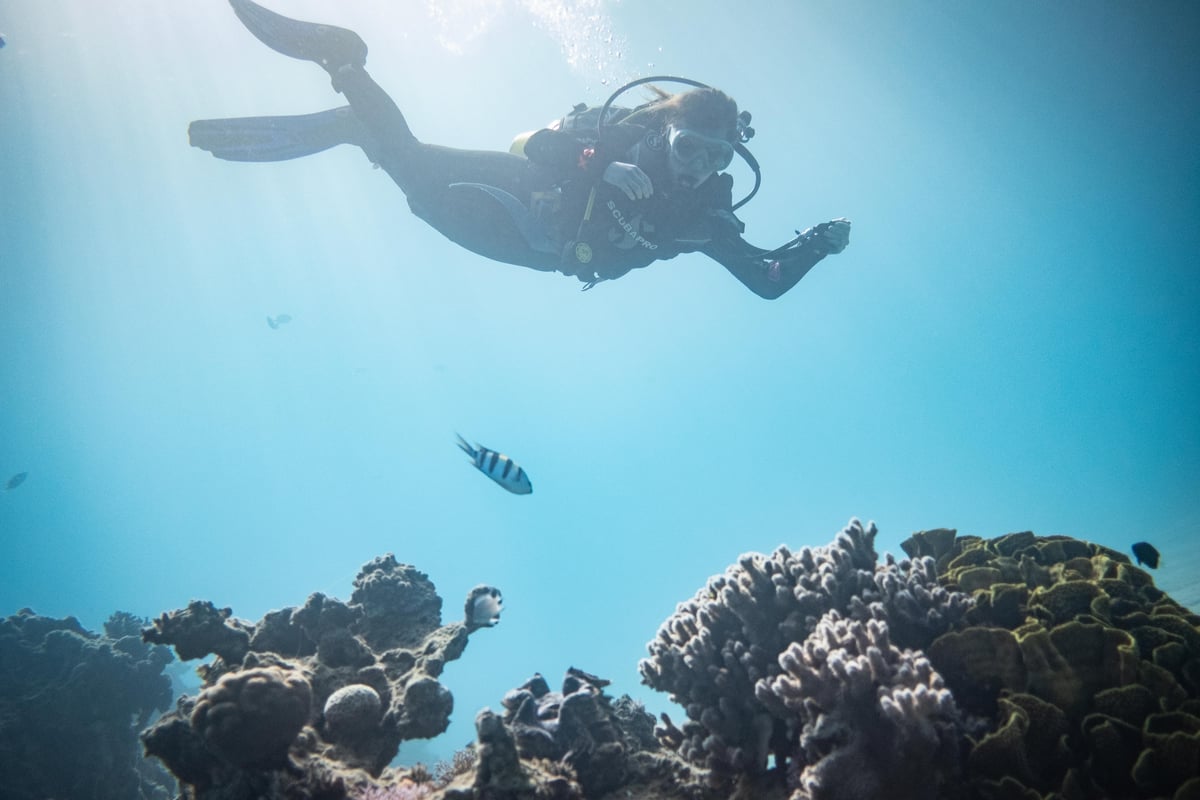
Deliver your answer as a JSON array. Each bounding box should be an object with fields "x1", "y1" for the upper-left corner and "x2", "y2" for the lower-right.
[
  {"x1": 761, "y1": 610, "x2": 962, "y2": 800},
  {"x1": 639, "y1": 518, "x2": 972, "y2": 781}
]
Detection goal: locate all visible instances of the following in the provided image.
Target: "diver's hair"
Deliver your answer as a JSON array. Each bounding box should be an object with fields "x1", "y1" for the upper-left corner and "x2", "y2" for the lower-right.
[{"x1": 624, "y1": 87, "x2": 739, "y2": 142}]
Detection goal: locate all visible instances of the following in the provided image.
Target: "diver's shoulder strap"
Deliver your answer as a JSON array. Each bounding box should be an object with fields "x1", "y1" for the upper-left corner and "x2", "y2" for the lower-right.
[{"x1": 523, "y1": 128, "x2": 586, "y2": 169}]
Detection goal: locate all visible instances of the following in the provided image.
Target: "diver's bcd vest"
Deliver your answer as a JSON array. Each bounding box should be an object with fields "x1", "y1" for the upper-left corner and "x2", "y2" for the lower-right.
[
  {"x1": 510, "y1": 103, "x2": 640, "y2": 156},
  {"x1": 506, "y1": 76, "x2": 765, "y2": 289}
]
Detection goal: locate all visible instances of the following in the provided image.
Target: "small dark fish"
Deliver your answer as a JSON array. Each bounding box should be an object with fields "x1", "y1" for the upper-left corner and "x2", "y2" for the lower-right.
[
  {"x1": 1131, "y1": 541, "x2": 1160, "y2": 569},
  {"x1": 0, "y1": 33, "x2": 7, "y2": 49},
  {"x1": 5, "y1": 472, "x2": 27, "y2": 490},
  {"x1": 266, "y1": 313, "x2": 292, "y2": 329}
]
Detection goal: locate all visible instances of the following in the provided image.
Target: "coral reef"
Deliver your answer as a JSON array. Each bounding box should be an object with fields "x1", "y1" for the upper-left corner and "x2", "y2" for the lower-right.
[
  {"x1": 0, "y1": 609, "x2": 176, "y2": 800},
  {"x1": 12, "y1": 522, "x2": 1196, "y2": 800},
  {"x1": 640, "y1": 520, "x2": 1200, "y2": 800},
  {"x1": 141, "y1": 554, "x2": 501, "y2": 799}
]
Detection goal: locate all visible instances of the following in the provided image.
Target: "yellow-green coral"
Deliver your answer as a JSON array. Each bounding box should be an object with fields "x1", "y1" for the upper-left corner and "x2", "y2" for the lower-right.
[
  {"x1": 927, "y1": 627, "x2": 1026, "y2": 715},
  {"x1": 916, "y1": 528, "x2": 1200, "y2": 799},
  {"x1": 1029, "y1": 580, "x2": 1104, "y2": 625}
]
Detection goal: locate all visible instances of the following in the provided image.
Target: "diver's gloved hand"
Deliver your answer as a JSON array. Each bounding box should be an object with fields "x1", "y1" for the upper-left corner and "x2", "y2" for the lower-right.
[
  {"x1": 807, "y1": 217, "x2": 851, "y2": 254},
  {"x1": 603, "y1": 162, "x2": 654, "y2": 200}
]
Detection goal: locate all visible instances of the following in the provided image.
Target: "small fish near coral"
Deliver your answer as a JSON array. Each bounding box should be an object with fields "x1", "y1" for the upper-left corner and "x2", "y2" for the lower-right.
[
  {"x1": 1131, "y1": 540, "x2": 1160, "y2": 569},
  {"x1": 5, "y1": 472, "x2": 27, "y2": 491},
  {"x1": 456, "y1": 434, "x2": 532, "y2": 495},
  {"x1": 266, "y1": 313, "x2": 292, "y2": 329},
  {"x1": 465, "y1": 585, "x2": 503, "y2": 631}
]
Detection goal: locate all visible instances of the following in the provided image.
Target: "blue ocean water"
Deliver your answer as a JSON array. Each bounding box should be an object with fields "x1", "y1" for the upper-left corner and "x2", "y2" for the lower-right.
[{"x1": 1, "y1": 0, "x2": 1197, "y2": 767}]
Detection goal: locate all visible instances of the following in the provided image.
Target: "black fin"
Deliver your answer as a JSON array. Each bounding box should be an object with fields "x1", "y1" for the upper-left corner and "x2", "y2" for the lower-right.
[
  {"x1": 188, "y1": 106, "x2": 373, "y2": 162},
  {"x1": 228, "y1": 0, "x2": 366, "y2": 70}
]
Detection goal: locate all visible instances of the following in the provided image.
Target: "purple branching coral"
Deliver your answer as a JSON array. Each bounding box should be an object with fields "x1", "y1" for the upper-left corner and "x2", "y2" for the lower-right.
[
  {"x1": 639, "y1": 518, "x2": 972, "y2": 786},
  {"x1": 758, "y1": 610, "x2": 962, "y2": 800},
  {"x1": 639, "y1": 519, "x2": 880, "y2": 773},
  {"x1": 871, "y1": 551, "x2": 974, "y2": 650}
]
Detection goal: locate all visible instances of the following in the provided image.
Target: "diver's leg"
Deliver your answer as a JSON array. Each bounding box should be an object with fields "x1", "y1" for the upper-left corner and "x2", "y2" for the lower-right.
[
  {"x1": 388, "y1": 144, "x2": 563, "y2": 270},
  {"x1": 226, "y1": 0, "x2": 561, "y2": 271}
]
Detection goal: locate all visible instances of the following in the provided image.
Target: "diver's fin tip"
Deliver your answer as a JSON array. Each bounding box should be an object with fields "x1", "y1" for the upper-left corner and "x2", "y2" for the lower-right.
[{"x1": 227, "y1": 0, "x2": 367, "y2": 72}]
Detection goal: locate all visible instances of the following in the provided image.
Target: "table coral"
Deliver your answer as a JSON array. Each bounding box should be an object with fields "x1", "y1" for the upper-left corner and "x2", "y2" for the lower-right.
[{"x1": 912, "y1": 527, "x2": 1200, "y2": 799}]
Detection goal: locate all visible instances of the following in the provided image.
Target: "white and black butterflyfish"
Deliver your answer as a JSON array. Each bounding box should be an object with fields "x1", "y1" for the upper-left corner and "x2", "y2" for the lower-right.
[{"x1": 456, "y1": 434, "x2": 532, "y2": 495}]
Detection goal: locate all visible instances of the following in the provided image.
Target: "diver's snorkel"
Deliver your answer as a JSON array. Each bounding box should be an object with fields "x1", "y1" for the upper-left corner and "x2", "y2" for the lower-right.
[{"x1": 595, "y1": 75, "x2": 761, "y2": 211}]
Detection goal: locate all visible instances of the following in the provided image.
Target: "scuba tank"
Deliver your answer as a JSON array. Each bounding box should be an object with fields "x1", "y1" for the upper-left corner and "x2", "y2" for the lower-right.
[
  {"x1": 510, "y1": 103, "x2": 635, "y2": 155},
  {"x1": 511, "y1": 76, "x2": 761, "y2": 211}
]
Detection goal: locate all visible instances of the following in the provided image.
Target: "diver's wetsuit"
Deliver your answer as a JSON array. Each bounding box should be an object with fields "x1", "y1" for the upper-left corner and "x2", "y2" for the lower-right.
[
  {"x1": 330, "y1": 66, "x2": 566, "y2": 273},
  {"x1": 334, "y1": 64, "x2": 831, "y2": 297},
  {"x1": 198, "y1": 0, "x2": 835, "y2": 298}
]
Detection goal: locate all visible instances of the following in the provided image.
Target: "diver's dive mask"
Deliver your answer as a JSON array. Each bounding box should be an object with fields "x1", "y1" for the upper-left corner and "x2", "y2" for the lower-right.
[{"x1": 667, "y1": 125, "x2": 736, "y2": 173}]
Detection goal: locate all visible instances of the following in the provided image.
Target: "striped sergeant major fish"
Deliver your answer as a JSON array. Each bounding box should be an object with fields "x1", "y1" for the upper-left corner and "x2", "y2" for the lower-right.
[{"x1": 456, "y1": 434, "x2": 532, "y2": 495}]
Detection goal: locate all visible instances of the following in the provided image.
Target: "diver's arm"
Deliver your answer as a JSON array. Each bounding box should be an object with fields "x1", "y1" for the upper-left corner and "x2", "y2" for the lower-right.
[{"x1": 702, "y1": 219, "x2": 851, "y2": 300}]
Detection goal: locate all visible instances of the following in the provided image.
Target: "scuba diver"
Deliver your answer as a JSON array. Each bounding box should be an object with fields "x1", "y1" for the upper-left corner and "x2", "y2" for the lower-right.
[{"x1": 190, "y1": 0, "x2": 851, "y2": 298}]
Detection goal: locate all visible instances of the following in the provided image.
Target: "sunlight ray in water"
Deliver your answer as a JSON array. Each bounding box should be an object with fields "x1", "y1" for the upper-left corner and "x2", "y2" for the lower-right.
[
  {"x1": 420, "y1": 0, "x2": 629, "y2": 83},
  {"x1": 420, "y1": 0, "x2": 506, "y2": 55}
]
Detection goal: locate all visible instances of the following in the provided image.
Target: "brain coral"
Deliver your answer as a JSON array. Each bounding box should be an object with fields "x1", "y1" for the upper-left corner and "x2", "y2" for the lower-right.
[
  {"x1": 323, "y1": 683, "x2": 383, "y2": 739},
  {"x1": 190, "y1": 665, "x2": 313, "y2": 769}
]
